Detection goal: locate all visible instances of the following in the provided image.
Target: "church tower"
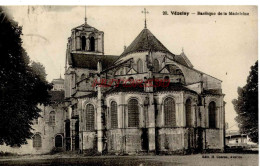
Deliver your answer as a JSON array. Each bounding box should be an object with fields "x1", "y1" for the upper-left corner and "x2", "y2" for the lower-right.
[
  {"x1": 64, "y1": 18, "x2": 104, "y2": 98},
  {"x1": 66, "y1": 22, "x2": 104, "y2": 56}
]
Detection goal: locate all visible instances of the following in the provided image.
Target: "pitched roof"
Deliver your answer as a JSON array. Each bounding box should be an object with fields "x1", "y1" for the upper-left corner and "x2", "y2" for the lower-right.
[
  {"x1": 104, "y1": 84, "x2": 144, "y2": 95},
  {"x1": 203, "y1": 89, "x2": 222, "y2": 95},
  {"x1": 119, "y1": 28, "x2": 173, "y2": 59},
  {"x1": 174, "y1": 55, "x2": 189, "y2": 67},
  {"x1": 80, "y1": 91, "x2": 98, "y2": 98},
  {"x1": 155, "y1": 83, "x2": 197, "y2": 94},
  {"x1": 51, "y1": 78, "x2": 64, "y2": 84},
  {"x1": 69, "y1": 53, "x2": 118, "y2": 70},
  {"x1": 104, "y1": 83, "x2": 197, "y2": 95},
  {"x1": 72, "y1": 23, "x2": 99, "y2": 32},
  {"x1": 172, "y1": 52, "x2": 194, "y2": 68}
]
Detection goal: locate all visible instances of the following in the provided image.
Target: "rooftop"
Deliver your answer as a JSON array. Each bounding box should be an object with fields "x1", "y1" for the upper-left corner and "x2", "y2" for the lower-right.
[
  {"x1": 118, "y1": 28, "x2": 173, "y2": 59},
  {"x1": 69, "y1": 53, "x2": 118, "y2": 70}
]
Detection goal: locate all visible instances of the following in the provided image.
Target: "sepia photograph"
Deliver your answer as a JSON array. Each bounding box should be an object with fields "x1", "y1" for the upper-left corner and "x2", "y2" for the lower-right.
[{"x1": 0, "y1": 5, "x2": 258, "y2": 166}]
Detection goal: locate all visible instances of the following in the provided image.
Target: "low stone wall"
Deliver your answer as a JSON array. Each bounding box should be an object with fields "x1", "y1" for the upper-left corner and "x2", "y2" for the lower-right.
[{"x1": 205, "y1": 128, "x2": 222, "y2": 150}]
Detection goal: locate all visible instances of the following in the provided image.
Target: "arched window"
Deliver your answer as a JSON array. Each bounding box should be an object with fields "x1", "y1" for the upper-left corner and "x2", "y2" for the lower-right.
[
  {"x1": 111, "y1": 101, "x2": 118, "y2": 129},
  {"x1": 86, "y1": 104, "x2": 95, "y2": 131},
  {"x1": 55, "y1": 135, "x2": 63, "y2": 148},
  {"x1": 164, "y1": 76, "x2": 170, "y2": 82},
  {"x1": 153, "y1": 59, "x2": 159, "y2": 72},
  {"x1": 65, "y1": 120, "x2": 70, "y2": 138},
  {"x1": 90, "y1": 37, "x2": 95, "y2": 51},
  {"x1": 128, "y1": 99, "x2": 139, "y2": 127},
  {"x1": 209, "y1": 101, "x2": 217, "y2": 128},
  {"x1": 33, "y1": 134, "x2": 42, "y2": 148},
  {"x1": 49, "y1": 111, "x2": 55, "y2": 126},
  {"x1": 81, "y1": 74, "x2": 86, "y2": 80},
  {"x1": 137, "y1": 59, "x2": 143, "y2": 73},
  {"x1": 164, "y1": 97, "x2": 176, "y2": 127},
  {"x1": 81, "y1": 36, "x2": 86, "y2": 50},
  {"x1": 186, "y1": 99, "x2": 192, "y2": 127}
]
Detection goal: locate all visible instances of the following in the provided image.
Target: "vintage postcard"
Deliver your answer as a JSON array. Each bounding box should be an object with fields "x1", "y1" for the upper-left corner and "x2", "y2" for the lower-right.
[{"x1": 0, "y1": 5, "x2": 258, "y2": 166}]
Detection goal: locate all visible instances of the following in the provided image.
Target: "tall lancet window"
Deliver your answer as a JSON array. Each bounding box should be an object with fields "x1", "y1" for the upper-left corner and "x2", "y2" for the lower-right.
[
  {"x1": 81, "y1": 36, "x2": 86, "y2": 50},
  {"x1": 33, "y1": 134, "x2": 42, "y2": 148},
  {"x1": 186, "y1": 99, "x2": 192, "y2": 127},
  {"x1": 153, "y1": 59, "x2": 159, "y2": 72},
  {"x1": 55, "y1": 135, "x2": 63, "y2": 148},
  {"x1": 111, "y1": 101, "x2": 118, "y2": 129},
  {"x1": 128, "y1": 99, "x2": 139, "y2": 127},
  {"x1": 164, "y1": 97, "x2": 176, "y2": 127},
  {"x1": 137, "y1": 59, "x2": 143, "y2": 73},
  {"x1": 49, "y1": 111, "x2": 55, "y2": 126},
  {"x1": 208, "y1": 101, "x2": 217, "y2": 128},
  {"x1": 90, "y1": 37, "x2": 95, "y2": 51},
  {"x1": 86, "y1": 104, "x2": 95, "y2": 131}
]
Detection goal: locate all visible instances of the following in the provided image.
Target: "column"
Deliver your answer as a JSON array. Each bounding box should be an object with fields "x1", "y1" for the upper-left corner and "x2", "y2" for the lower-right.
[
  {"x1": 148, "y1": 93, "x2": 155, "y2": 152},
  {"x1": 96, "y1": 61, "x2": 103, "y2": 153},
  {"x1": 146, "y1": 71, "x2": 156, "y2": 152}
]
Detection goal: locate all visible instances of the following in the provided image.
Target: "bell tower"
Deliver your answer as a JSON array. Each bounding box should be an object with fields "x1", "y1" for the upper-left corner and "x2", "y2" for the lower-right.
[
  {"x1": 64, "y1": 14, "x2": 105, "y2": 98},
  {"x1": 66, "y1": 23, "x2": 104, "y2": 56}
]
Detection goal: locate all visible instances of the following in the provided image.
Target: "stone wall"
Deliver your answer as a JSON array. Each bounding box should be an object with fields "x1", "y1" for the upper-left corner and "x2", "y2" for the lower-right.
[
  {"x1": 205, "y1": 129, "x2": 223, "y2": 150},
  {"x1": 0, "y1": 103, "x2": 66, "y2": 155}
]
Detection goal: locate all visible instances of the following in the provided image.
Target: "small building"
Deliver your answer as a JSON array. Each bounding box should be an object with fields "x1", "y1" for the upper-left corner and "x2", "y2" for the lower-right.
[
  {"x1": 0, "y1": 78, "x2": 66, "y2": 154},
  {"x1": 51, "y1": 76, "x2": 65, "y2": 91},
  {"x1": 225, "y1": 130, "x2": 258, "y2": 149}
]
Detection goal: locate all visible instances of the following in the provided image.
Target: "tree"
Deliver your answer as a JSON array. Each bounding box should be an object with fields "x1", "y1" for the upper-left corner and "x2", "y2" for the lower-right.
[
  {"x1": 0, "y1": 7, "x2": 52, "y2": 146},
  {"x1": 232, "y1": 61, "x2": 258, "y2": 143},
  {"x1": 31, "y1": 62, "x2": 47, "y2": 82}
]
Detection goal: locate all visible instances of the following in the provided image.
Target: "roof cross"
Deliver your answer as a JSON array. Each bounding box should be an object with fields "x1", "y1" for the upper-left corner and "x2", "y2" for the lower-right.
[{"x1": 142, "y1": 8, "x2": 149, "y2": 29}]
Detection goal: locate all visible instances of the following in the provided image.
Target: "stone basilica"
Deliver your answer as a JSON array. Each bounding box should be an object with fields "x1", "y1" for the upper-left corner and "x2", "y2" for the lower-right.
[
  {"x1": 62, "y1": 16, "x2": 225, "y2": 154},
  {"x1": 0, "y1": 14, "x2": 225, "y2": 155}
]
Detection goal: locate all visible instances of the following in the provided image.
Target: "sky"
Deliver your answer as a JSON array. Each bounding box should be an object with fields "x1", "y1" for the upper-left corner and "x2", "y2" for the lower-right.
[{"x1": 5, "y1": 6, "x2": 258, "y2": 130}]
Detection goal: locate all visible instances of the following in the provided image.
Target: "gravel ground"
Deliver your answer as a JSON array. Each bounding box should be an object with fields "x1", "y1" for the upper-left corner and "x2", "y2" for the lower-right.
[{"x1": 0, "y1": 153, "x2": 258, "y2": 166}]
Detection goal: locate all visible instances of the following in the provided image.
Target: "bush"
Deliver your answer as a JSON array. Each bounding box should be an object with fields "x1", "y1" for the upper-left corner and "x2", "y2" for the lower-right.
[{"x1": 0, "y1": 151, "x2": 18, "y2": 156}]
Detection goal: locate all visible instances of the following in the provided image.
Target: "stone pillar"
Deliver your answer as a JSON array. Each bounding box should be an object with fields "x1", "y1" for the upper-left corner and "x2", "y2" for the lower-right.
[
  {"x1": 121, "y1": 103, "x2": 127, "y2": 153},
  {"x1": 69, "y1": 106, "x2": 73, "y2": 151},
  {"x1": 148, "y1": 93, "x2": 155, "y2": 152},
  {"x1": 97, "y1": 61, "x2": 103, "y2": 153},
  {"x1": 71, "y1": 119, "x2": 76, "y2": 151},
  {"x1": 180, "y1": 93, "x2": 185, "y2": 127},
  {"x1": 192, "y1": 104, "x2": 197, "y2": 127},
  {"x1": 223, "y1": 101, "x2": 226, "y2": 150},
  {"x1": 219, "y1": 97, "x2": 225, "y2": 151},
  {"x1": 87, "y1": 39, "x2": 90, "y2": 51},
  {"x1": 78, "y1": 107, "x2": 83, "y2": 152},
  {"x1": 145, "y1": 71, "x2": 156, "y2": 152},
  {"x1": 158, "y1": 103, "x2": 163, "y2": 127},
  {"x1": 76, "y1": 36, "x2": 81, "y2": 50},
  {"x1": 176, "y1": 103, "x2": 185, "y2": 127},
  {"x1": 118, "y1": 102, "x2": 124, "y2": 129},
  {"x1": 219, "y1": 105, "x2": 224, "y2": 150},
  {"x1": 95, "y1": 37, "x2": 98, "y2": 52}
]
